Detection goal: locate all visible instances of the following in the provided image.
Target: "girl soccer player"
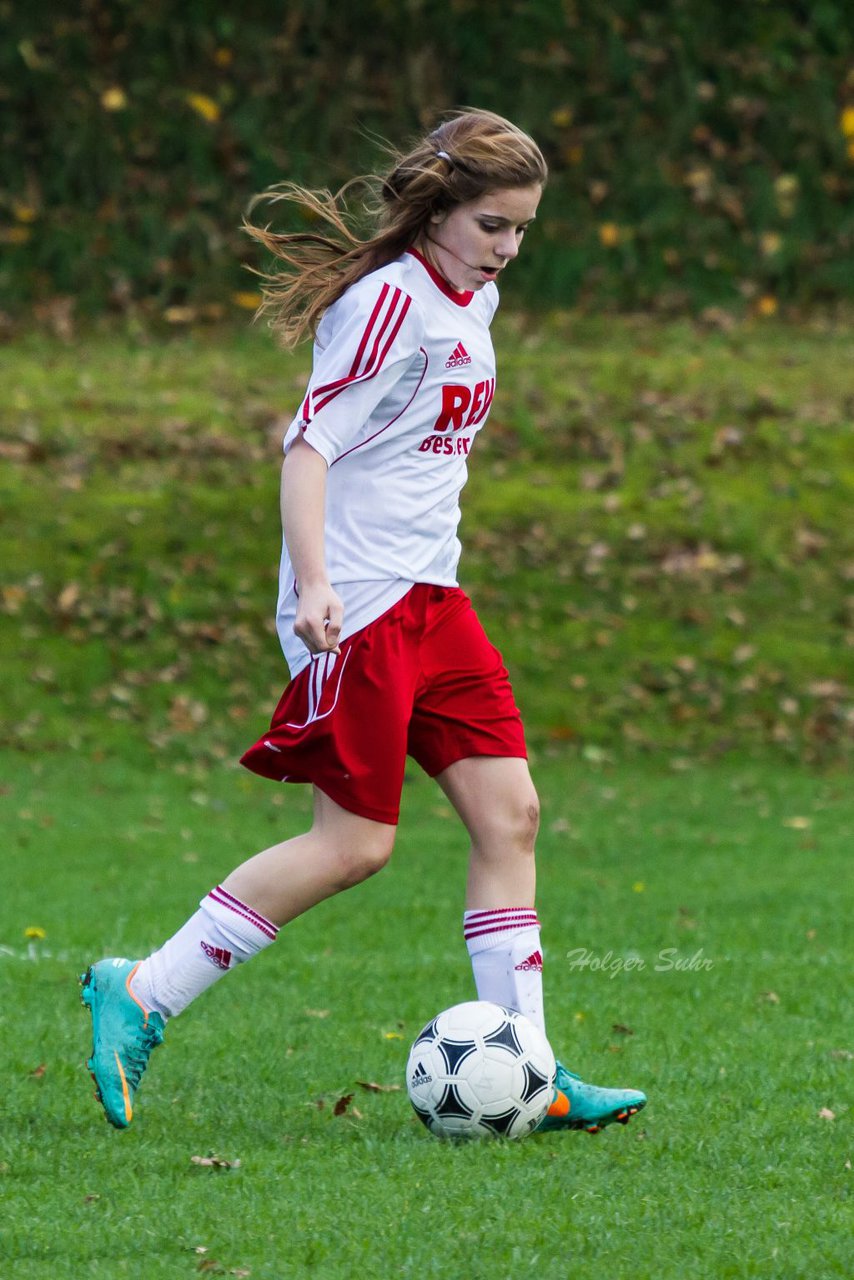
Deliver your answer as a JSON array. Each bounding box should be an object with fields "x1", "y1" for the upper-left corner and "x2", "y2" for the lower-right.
[{"x1": 81, "y1": 109, "x2": 646, "y2": 1134}]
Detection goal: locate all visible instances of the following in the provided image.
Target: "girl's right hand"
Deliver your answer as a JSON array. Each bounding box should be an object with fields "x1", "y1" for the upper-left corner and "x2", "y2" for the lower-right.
[{"x1": 293, "y1": 581, "x2": 344, "y2": 656}]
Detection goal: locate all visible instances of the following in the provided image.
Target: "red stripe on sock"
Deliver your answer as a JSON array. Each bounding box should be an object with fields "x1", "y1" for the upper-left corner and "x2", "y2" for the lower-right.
[
  {"x1": 464, "y1": 913, "x2": 539, "y2": 939},
  {"x1": 464, "y1": 922, "x2": 539, "y2": 941},
  {"x1": 464, "y1": 908, "x2": 540, "y2": 925},
  {"x1": 208, "y1": 886, "x2": 279, "y2": 941}
]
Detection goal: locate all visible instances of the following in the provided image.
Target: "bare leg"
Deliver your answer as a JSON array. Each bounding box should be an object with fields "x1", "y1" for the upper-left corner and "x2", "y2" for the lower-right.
[
  {"x1": 435, "y1": 756, "x2": 539, "y2": 909},
  {"x1": 222, "y1": 786, "x2": 396, "y2": 926},
  {"x1": 435, "y1": 755, "x2": 542, "y2": 1029}
]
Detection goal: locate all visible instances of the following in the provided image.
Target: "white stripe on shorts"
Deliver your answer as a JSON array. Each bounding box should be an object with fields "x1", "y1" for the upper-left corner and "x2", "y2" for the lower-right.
[{"x1": 286, "y1": 649, "x2": 349, "y2": 730}]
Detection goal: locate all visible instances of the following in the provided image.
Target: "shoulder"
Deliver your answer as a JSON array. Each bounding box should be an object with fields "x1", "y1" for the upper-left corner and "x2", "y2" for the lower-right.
[{"x1": 319, "y1": 262, "x2": 426, "y2": 348}]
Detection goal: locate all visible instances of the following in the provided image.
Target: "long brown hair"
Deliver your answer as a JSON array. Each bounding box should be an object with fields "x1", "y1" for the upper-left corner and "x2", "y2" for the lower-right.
[{"x1": 242, "y1": 109, "x2": 547, "y2": 348}]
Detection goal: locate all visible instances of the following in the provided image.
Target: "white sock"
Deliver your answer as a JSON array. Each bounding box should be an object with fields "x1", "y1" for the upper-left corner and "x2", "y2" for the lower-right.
[
  {"x1": 130, "y1": 885, "x2": 279, "y2": 1019},
  {"x1": 463, "y1": 907, "x2": 545, "y2": 1035}
]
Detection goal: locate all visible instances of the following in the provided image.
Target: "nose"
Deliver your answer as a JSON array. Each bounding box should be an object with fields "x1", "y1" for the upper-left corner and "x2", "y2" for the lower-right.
[{"x1": 495, "y1": 231, "x2": 520, "y2": 262}]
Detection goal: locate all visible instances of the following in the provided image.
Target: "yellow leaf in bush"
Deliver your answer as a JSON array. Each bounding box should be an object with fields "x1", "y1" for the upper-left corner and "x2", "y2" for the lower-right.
[
  {"x1": 756, "y1": 295, "x2": 778, "y2": 317},
  {"x1": 13, "y1": 203, "x2": 37, "y2": 223},
  {"x1": 774, "y1": 174, "x2": 799, "y2": 199},
  {"x1": 551, "y1": 106, "x2": 574, "y2": 128},
  {"x1": 599, "y1": 223, "x2": 620, "y2": 248},
  {"x1": 186, "y1": 93, "x2": 220, "y2": 123},
  {"x1": 101, "y1": 87, "x2": 128, "y2": 112},
  {"x1": 164, "y1": 305, "x2": 196, "y2": 324},
  {"x1": 840, "y1": 106, "x2": 854, "y2": 138},
  {"x1": 231, "y1": 291, "x2": 262, "y2": 310},
  {"x1": 1, "y1": 227, "x2": 31, "y2": 245}
]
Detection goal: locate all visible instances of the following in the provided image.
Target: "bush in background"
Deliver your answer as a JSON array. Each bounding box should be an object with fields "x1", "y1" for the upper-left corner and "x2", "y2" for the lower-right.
[{"x1": 2, "y1": 0, "x2": 854, "y2": 320}]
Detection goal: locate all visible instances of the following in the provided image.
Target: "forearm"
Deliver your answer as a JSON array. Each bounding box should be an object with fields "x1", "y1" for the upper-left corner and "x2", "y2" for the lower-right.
[
  {"x1": 281, "y1": 435, "x2": 331, "y2": 588},
  {"x1": 280, "y1": 435, "x2": 343, "y2": 653}
]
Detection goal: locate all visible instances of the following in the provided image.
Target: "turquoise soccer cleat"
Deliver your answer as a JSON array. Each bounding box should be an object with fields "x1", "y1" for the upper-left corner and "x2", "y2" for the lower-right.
[
  {"x1": 80, "y1": 958, "x2": 165, "y2": 1129},
  {"x1": 536, "y1": 1060, "x2": 647, "y2": 1134}
]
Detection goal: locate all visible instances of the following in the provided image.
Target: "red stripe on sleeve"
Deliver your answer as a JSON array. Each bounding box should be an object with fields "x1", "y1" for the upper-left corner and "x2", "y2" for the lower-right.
[
  {"x1": 309, "y1": 288, "x2": 401, "y2": 412},
  {"x1": 348, "y1": 283, "x2": 390, "y2": 379},
  {"x1": 310, "y1": 288, "x2": 412, "y2": 415}
]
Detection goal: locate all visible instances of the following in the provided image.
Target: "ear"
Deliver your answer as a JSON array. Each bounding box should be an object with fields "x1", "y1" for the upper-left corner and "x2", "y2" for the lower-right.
[{"x1": 429, "y1": 209, "x2": 447, "y2": 226}]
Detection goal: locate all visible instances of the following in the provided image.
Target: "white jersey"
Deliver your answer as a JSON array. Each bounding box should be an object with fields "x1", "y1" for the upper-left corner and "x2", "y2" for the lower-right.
[{"x1": 277, "y1": 248, "x2": 499, "y2": 677}]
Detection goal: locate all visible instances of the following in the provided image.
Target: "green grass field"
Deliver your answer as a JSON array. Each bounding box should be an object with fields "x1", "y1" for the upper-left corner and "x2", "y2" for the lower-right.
[
  {"x1": 0, "y1": 316, "x2": 851, "y2": 1277},
  {"x1": 1, "y1": 754, "x2": 851, "y2": 1278}
]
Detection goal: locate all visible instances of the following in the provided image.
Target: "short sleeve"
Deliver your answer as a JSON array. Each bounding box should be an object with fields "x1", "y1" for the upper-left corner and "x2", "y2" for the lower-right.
[
  {"x1": 483, "y1": 281, "x2": 500, "y2": 323},
  {"x1": 286, "y1": 278, "x2": 425, "y2": 465}
]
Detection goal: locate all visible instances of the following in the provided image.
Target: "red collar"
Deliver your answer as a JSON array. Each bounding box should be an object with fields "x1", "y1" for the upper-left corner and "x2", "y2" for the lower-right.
[{"x1": 406, "y1": 247, "x2": 474, "y2": 307}]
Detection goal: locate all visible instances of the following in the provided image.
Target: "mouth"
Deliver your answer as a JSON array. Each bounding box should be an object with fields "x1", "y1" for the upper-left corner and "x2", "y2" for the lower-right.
[{"x1": 479, "y1": 266, "x2": 501, "y2": 280}]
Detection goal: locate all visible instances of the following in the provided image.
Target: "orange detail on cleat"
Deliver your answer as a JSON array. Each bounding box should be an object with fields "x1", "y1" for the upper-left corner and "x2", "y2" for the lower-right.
[
  {"x1": 124, "y1": 962, "x2": 152, "y2": 1023},
  {"x1": 547, "y1": 1089, "x2": 571, "y2": 1119},
  {"x1": 114, "y1": 1051, "x2": 133, "y2": 1124}
]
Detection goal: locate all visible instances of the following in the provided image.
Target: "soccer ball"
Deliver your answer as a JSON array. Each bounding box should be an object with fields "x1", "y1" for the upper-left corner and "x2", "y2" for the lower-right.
[{"x1": 406, "y1": 1001, "x2": 555, "y2": 1140}]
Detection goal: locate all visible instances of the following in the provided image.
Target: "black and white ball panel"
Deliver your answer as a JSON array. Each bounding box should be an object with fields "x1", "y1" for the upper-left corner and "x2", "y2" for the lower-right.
[{"x1": 406, "y1": 1001, "x2": 556, "y2": 1141}]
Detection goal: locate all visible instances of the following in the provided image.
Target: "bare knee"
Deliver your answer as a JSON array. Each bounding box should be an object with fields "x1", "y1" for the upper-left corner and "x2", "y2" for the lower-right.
[
  {"x1": 324, "y1": 825, "x2": 396, "y2": 890},
  {"x1": 475, "y1": 787, "x2": 540, "y2": 859},
  {"x1": 310, "y1": 790, "x2": 397, "y2": 890},
  {"x1": 514, "y1": 791, "x2": 540, "y2": 852}
]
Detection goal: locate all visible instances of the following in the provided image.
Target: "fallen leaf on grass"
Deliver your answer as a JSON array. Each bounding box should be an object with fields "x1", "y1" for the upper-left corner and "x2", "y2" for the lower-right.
[
  {"x1": 29, "y1": 1064, "x2": 46, "y2": 1079},
  {"x1": 830, "y1": 1049, "x2": 853, "y2": 1061},
  {"x1": 56, "y1": 582, "x2": 80, "y2": 613},
  {"x1": 356, "y1": 1080, "x2": 402, "y2": 1093},
  {"x1": 759, "y1": 991, "x2": 780, "y2": 1004},
  {"x1": 190, "y1": 1154, "x2": 241, "y2": 1170},
  {"x1": 304, "y1": 1008, "x2": 330, "y2": 1019},
  {"x1": 782, "y1": 816, "x2": 811, "y2": 830},
  {"x1": 333, "y1": 1093, "x2": 354, "y2": 1116},
  {"x1": 818, "y1": 1108, "x2": 836, "y2": 1121},
  {"x1": 611, "y1": 1024, "x2": 635, "y2": 1036}
]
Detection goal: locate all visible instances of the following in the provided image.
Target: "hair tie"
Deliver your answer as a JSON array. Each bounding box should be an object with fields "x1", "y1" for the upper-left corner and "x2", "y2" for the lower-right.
[{"x1": 436, "y1": 150, "x2": 452, "y2": 163}]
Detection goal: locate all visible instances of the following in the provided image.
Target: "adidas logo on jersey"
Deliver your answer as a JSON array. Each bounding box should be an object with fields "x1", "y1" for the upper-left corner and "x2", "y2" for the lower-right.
[
  {"x1": 201, "y1": 941, "x2": 232, "y2": 970},
  {"x1": 445, "y1": 341, "x2": 472, "y2": 369},
  {"x1": 410, "y1": 1060, "x2": 433, "y2": 1086},
  {"x1": 514, "y1": 949, "x2": 543, "y2": 972}
]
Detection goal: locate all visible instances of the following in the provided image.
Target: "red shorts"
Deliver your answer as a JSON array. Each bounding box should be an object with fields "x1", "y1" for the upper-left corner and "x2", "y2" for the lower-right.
[{"x1": 240, "y1": 584, "x2": 526, "y2": 824}]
